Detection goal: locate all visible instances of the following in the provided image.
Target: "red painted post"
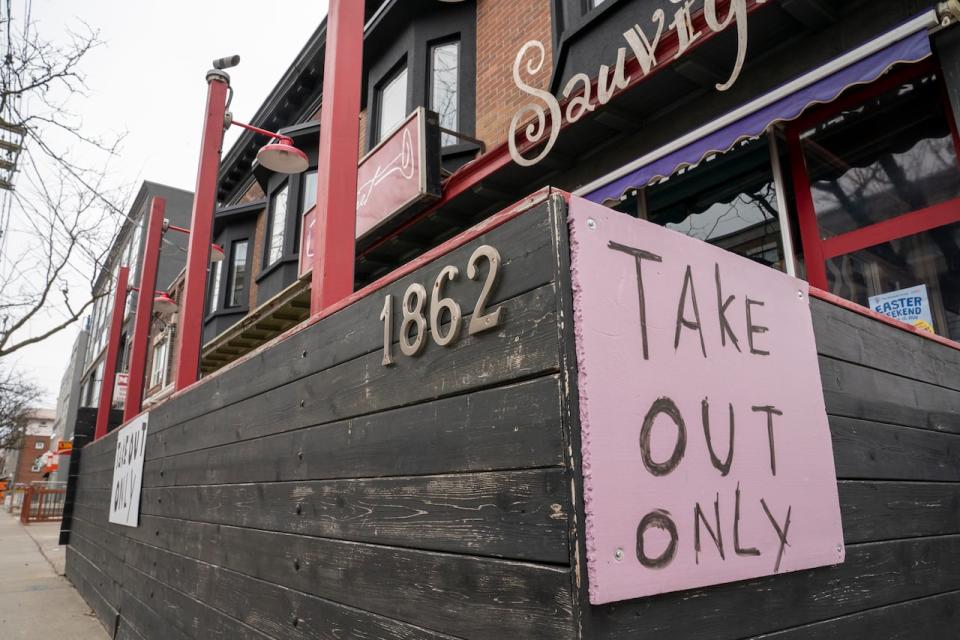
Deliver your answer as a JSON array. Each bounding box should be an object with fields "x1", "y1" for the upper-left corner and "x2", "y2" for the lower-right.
[
  {"x1": 310, "y1": 0, "x2": 365, "y2": 314},
  {"x1": 95, "y1": 265, "x2": 130, "y2": 440},
  {"x1": 124, "y1": 197, "x2": 166, "y2": 420},
  {"x1": 175, "y1": 71, "x2": 230, "y2": 390}
]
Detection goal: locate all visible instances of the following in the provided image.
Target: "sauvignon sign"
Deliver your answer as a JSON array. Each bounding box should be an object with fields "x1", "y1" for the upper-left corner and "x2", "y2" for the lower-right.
[
  {"x1": 509, "y1": 0, "x2": 768, "y2": 167},
  {"x1": 569, "y1": 197, "x2": 843, "y2": 605},
  {"x1": 108, "y1": 412, "x2": 149, "y2": 528}
]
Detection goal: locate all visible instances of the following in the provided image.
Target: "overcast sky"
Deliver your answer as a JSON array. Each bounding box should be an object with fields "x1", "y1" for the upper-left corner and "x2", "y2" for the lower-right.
[{"x1": 7, "y1": 0, "x2": 329, "y2": 403}]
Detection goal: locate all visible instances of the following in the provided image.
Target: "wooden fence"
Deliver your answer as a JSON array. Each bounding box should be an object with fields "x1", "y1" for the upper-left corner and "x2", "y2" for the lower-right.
[{"x1": 65, "y1": 193, "x2": 960, "y2": 639}]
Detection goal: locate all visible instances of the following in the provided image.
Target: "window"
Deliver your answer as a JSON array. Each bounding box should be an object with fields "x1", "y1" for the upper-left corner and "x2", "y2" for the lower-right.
[
  {"x1": 614, "y1": 135, "x2": 787, "y2": 271},
  {"x1": 208, "y1": 259, "x2": 222, "y2": 313},
  {"x1": 377, "y1": 65, "x2": 408, "y2": 142},
  {"x1": 227, "y1": 240, "x2": 249, "y2": 308},
  {"x1": 31, "y1": 457, "x2": 43, "y2": 473},
  {"x1": 267, "y1": 182, "x2": 289, "y2": 266},
  {"x1": 431, "y1": 41, "x2": 460, "y2": 146},
  {"x1": 789, "y1": 62, "x2": 960, "y2": 341},
  {"x1": 150, "y1": 335, "x2": 170, "y2": 388},
  {"x1": 301, "y1": 170, "x2": 318, "y2": 216},
  {"x1": 34, "y1": 441, "x2": 45, "y2": 450}
]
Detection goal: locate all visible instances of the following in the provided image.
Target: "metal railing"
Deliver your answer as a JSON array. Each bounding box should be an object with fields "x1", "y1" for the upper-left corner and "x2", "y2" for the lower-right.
[{"x1": 18, "y1": 482, "x2": 67, "y2": 524}]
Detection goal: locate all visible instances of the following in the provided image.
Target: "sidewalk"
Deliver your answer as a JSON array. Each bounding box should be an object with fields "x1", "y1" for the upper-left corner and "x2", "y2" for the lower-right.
[{"x1": 0, "y1": 510, "x2": 108, "y2": 639}]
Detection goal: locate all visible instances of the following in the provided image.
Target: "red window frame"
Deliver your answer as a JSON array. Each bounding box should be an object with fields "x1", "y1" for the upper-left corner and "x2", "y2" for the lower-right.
[{"x1": 784, "y1": 58, "x2": 960, "y2": 289}]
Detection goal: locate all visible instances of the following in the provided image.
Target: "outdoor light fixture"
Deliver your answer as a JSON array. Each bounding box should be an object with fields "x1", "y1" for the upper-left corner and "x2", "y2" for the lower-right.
[
  {"x1": 153, "y1": 292, "x2": 179, "y2": 316},
  {"x1": 225, "y1": 114, "x2": 309, "y2": 174},
  {"x1": 162, "y1": 219, "x2": 225, "y2": 262}
]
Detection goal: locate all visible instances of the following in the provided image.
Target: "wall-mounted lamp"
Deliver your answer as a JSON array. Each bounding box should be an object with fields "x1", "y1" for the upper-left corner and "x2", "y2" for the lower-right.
[
  {"x1": 162, "y1": 220, "x2": 226, "y2": 262},
  {"x1": 225, "y1": 114, "x2": 309, "y2": 174},
  {"x1": 153, "y1": 292, "x2": 179, "y2": 316}
]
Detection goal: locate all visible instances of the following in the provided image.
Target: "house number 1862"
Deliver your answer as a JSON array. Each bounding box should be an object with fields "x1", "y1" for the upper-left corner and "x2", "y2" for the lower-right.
[{"x1": 379, "y1": 245, "x2": 504, "y2": 366}]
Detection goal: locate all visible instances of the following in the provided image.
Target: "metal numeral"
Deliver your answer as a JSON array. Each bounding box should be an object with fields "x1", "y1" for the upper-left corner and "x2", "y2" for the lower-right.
[
  {"x1": 430, "y1": 265, "x2": 462, "y2": 347},
  {"x1": 399, "y1": 283, "x2": 428, "y2": 357},
  {"x1": 467, "y1": 245, "x2": 504, "y2": 335},
  {"x1": 379, "y1": 294, "x2": 395, "y2": 366}
]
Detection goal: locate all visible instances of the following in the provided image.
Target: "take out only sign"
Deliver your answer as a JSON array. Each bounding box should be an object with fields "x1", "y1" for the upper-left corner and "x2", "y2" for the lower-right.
[
  {"x1": 108, "y1": 412, "x2": 149, "y2": 528},
  {"x1": 569, "y1": 197, "x2": 844, "y2": 605}
]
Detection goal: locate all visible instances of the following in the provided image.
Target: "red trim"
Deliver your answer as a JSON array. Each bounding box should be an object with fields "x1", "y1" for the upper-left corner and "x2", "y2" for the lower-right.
[
  {"x1": 786, "y1": 127, "x2": 828, "y2": 287},
  {"x1": 95, "y1": 265, "x2": 130, "y2": 440},
  {"x1": 810, "y1": 286, "x2": 960, "y2": 353},
  {"x1": 124, "y1": 197, "x2": 165, "y2": 421},
  {"x1": 310, "y1": 0, "x2": 365, "y2": 315},
  {"x1": 820, "y1": 198, "x2": 960, "y2": 258},
  {"x1": 175, "y1": 75, "x2": 230, "y2": 391}
]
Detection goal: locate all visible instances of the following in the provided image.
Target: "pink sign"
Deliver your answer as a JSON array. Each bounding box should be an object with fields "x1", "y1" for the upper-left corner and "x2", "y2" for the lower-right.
[
  {"x1": 356, "y1": 107, "x2": 441, "y2": 239},
  {"x1": 568, "y1": 196, "x2": 844, "y2": 605}
]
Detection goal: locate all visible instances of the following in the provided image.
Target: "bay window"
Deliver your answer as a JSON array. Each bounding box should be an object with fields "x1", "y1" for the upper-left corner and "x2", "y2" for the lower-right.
[
  {"x1": 267, "y1": 182, "x2": 289, "y2": 266},
  {"x1": 376, "y1": 64, "x2": 408, "y2": 143},
  {"x1": 227, "y1": 240, "x2": 249, "y2": 308},
  {"x1": 431, "y1": 41, "x2": 460, "y2": 146}
]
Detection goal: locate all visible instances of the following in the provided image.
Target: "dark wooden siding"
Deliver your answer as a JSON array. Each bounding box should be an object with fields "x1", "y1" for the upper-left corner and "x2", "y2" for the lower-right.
[
  {"x1": 67, "y1": 195, "x2": 960, "y2": 639},
  {"x1": 67, "y1": 197, "x2": 580, "y2": 640},
  {"x1": 571, "y1": 291, "x2": 960, "y2": 638}
]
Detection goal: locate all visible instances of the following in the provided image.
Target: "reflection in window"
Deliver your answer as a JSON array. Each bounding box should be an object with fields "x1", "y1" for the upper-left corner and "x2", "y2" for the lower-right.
[
  {"x1": 614, "y1": 135, "x2": 786, "y2": 271},
  {"x1": 800, "y1": 74, "x2": 960, "y2": 238},
  {"x1": 588, "y1": 0, "x2": 609, "y2": 8},
  {"x1": 301, "y1": 170, "x2": 318, "y2": 215},
  {"x1": 377, "y1": 65, "x2": 408, "y2": 142},
  {"x1": 431, "y1": 41, "x2": 460, "y2": 146},
  {"x1": 826, "y1": 222, "x2": 960, "y2": 341},
  {"x1": 150, "y1": 336, "x2": 169, "y2": 388},
  {"x1": 208, "y1": 259, "x2": 222, "y2": 314},
  {"x1": 228, "y1": 240, "x2": 248, "y2": 308},
  {"x1": 268, "y1": 183, "x2": 289, "y2": 266}
]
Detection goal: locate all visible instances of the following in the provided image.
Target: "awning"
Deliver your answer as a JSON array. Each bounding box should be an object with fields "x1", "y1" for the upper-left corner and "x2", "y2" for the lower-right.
[{"x1": 581, "y1": 12, "x2": 936, "y2": 204}]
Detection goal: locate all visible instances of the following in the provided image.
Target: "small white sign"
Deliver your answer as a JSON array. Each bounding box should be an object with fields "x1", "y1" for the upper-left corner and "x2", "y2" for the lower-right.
[
  {"x1": 108, "y1": 412, "x2": 149, "y2": 527},
  {"x1": 869, "y1": 284, "x2": 935, "y2": 334}
]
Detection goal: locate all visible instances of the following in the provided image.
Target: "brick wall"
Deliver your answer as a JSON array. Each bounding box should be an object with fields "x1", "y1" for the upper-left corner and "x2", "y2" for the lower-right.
[
  {"x1": 476, "y1": 0, "x2": 554, "y2": 148},
  {"x1": 15, "y1": 435, "x2": 50, "y2": 484}
]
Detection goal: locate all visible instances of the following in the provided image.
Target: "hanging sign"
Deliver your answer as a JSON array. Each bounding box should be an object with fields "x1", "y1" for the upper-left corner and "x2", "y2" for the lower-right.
[
  {"x1": 56, "y1": 440, "x2": 73, "y2": 455},
  {"x1": 869, "y1": 284, "x2": 935, "y2": 333},
  {"x1": 113, "y1": 373, "x2": 129, "y2": 407},
  {"x1": 300, "y1": 108, "x2": 443, "y2": 277},
  {"x1": 509, "y1": 0, "x2": 768, "y2": 167},
  {"x1": 108, "y1": 412, "x2": 149, "y2": 528},
  {"x1": 568, "y1": 196, "x2": 844, "y2": 605}
]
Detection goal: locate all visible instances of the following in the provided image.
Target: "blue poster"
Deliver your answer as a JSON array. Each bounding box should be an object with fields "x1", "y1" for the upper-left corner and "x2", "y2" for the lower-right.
[{"x1": 868, "y1": 284, "x2": 935, "y2": 334}]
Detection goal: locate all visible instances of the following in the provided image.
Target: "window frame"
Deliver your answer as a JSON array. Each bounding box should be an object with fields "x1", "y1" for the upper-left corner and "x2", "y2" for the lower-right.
[
  {"x1": 264, "y1": 180, "x2": 291, "y2": 269},
  {"x1": 150, "y1": 333, "x2": 170, "y2": 389},
  {"x1": 429, "y1": 38, "x2": 461, "y2": 146},
  {"x1": 785, "y1": 59, "x2": 960, "y2": 289},
  {"x1": 226, "y1": 239, "x2": 249, "y2": 309},
  {"x1": 374, "y1": 59, "x2": 410, "y2": 145}
]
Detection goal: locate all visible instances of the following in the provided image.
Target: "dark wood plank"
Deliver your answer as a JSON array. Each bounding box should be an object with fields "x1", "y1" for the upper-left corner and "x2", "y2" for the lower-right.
[
  {"x1": 114, "y1": 618, "x2": 148, "y2": 640},
  {"x1": 581, "y1": 535, "x2": 960, "y2": 640},
  {"x1": 811, "y1": 297, "x2": 960, "y2": 392},
  {"x1": 116, "y1": 590, "x2": 191, "y2": 640},
  {"x1": 65, "y1": 547, "x2": 119, "y2": 637},
  {"x1": 152, "y1": 283, "x2": 560, "y2": 460},
  {"x1": 749, "y1": 589, "x2": 960, "y2": 639},
  {"x1": 143, "y1": 374, "x2": 565, "y2": 488},
  {"x1": 120, "y1": 561, "x2": 273, "y2": 640},
  {"x1": 141, "y1": 468, "x2": 570, "y2": 563},
  {"x1": 149, "y1": 203, "x2": 561, "y2": 434},
  {"x1": 832, "y1": 416, "x2": 960, "y2": 481},
  {"x1": 69, "y1": 530, "x2": 124, "y2": 608},
  {"x1": 819, "y1": 356, "x2": 960, "y2": 434},
  {"x1": 124, "y1": 515, "x2": 573, "y2": 639},
  {"x1": 839, "y1": 481, "x2": 960, "y2": 544},
  {"x1": 122, "y1": 537, "x2": 462, "y2": 640}
]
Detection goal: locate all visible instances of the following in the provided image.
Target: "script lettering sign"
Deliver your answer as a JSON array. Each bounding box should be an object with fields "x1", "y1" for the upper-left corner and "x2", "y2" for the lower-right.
[
  {"x1": 568, "y1": 196, "x2": 844, "y2": 605},
  {"x1": 509, "y1": 0, "x2": 768, "y2": 167}
]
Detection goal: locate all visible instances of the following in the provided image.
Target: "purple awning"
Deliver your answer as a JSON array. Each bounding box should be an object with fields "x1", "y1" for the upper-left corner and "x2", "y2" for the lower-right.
[{"x1": 585, "y1": 28, "x2": 933, "y2": 204}]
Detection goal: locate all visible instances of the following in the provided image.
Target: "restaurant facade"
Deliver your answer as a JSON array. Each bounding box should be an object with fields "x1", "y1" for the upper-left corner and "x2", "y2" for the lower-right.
[{"x1": 65, "y1": 0, "x2": 960, "y2": 638}]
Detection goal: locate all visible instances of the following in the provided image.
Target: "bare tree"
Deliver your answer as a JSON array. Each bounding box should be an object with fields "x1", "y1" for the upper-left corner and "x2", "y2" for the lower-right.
[
  {"x1": 0, "y1": 366, "x2": 41, "y2": 451},
  {"x1": 0, "y1": 9, "x2": 127, "y2": 359}
]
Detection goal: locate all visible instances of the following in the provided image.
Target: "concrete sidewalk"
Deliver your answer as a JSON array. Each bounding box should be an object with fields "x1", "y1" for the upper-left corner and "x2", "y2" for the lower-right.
[{"x1": 0, "y1": 510, "x2": 108, "y2": 639}]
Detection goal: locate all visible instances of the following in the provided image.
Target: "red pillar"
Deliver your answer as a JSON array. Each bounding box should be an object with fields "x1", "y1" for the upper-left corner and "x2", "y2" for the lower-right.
[
  {"x1": 175, "y1": 71, "x2": 230, "y2": 390},
  {"x1": 95, "y1": 265, "x2": 130, "y2": 440},
  {"x1": 124, "y1": 197, "x2": 166, "y2": 420},
  {"x1": 310, "y1": 0, "x2": 365, "y2": 314}
]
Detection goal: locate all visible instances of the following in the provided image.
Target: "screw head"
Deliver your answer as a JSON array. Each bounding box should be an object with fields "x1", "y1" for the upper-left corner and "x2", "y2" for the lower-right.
[
  {"x1": 587, "y1": 218, "x2": 597, "y2": 230},
  {"x1": 614, "y1": 548, "x2": 624, "y2": 561}
]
